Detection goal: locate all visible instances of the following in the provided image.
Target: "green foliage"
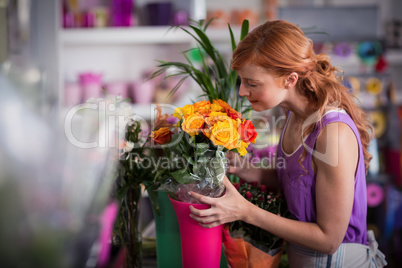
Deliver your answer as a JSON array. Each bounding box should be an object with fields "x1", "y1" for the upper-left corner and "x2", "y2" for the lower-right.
[{"x1": 151, "y1": 19, "x2": 252, "y2": 115}]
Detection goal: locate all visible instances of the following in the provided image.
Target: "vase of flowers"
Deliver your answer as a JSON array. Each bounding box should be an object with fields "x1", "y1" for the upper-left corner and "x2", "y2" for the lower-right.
[
  {"x1": 148, "y1": 18, "x2": 257, "y2": 268},
  {"x1": 112, "y1": 108, "x2": 147, "y2": 268},
  {"x1": 95, "y1": 93, "x2": 163, "y2": 268},
  {"x1": 150, "y1": 98, "x2": 257, "y2": 268}
]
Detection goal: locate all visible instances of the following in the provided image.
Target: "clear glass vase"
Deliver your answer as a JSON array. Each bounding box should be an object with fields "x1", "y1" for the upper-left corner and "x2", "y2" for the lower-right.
[{"x1": 114, "y1": 183, "x2": 142, "y2": 268}]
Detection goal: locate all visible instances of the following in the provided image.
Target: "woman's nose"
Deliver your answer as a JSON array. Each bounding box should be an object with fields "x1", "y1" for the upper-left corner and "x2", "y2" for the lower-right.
[{"x1": 239, "y1": 84, "x2": 249, "y2": 97}]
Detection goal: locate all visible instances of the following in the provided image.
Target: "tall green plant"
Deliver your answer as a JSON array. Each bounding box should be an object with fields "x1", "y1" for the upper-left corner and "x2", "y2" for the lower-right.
[{"x1": 151, "y1": 19, "x2": 252, "y2": 115}]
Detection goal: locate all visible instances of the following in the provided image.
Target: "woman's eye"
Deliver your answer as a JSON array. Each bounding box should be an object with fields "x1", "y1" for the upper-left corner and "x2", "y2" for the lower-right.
[{"x1": 247, "y1": 82, "x2": 257, "y2": 87}]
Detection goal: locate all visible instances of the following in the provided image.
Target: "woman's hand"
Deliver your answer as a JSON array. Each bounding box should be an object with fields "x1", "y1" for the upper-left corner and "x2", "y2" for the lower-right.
[
  {"x1": 226, "y1": 151, "x2": 250, "y2": 178},
  {"x1": 227, "y1": 151, "x2": 280, "y2": 189},
  {"x1": 188, "y1": 176, "x2": 250, "y2": 228}
]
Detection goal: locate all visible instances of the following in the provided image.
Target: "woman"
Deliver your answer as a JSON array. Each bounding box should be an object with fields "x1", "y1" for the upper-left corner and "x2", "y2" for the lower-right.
[{"x1": 188, "y1": 20, "x2": 387, "y2": 267}]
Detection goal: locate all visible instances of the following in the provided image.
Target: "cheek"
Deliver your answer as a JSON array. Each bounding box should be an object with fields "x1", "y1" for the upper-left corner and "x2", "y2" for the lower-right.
[
  {"x1": 260, "y1": 91, "x2": 281, "y2": 109},
  {"x1": 274, "y1": 78, "x2": 285, "y2": 88}
]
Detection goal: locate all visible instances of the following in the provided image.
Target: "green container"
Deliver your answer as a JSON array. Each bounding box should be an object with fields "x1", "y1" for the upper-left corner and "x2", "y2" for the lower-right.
[
  {"x1": 153, "y1": 191, "x2": 183, "y2": 268},
  {"x1": 153, "y1": 191, "x2": 227, "y2": 268}
]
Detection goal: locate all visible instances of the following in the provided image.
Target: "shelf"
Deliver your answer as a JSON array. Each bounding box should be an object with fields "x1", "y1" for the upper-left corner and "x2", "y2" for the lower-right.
[
  {"x1": 385, "y1": 49, "x2": 402, "y2": 66},
  {"x1": 60, "y1": 26, "x2": 241, "y2": 46},
  {"x1": 61, "y1": 26, "x2": 192, "y2": 45}
]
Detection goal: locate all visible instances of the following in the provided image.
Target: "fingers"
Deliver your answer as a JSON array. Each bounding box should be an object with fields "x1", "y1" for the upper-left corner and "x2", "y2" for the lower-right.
[
  {"x1": 189, "y1": 209, "x2": 214, "y2": 223},
  {"x1": 189, "y1": 205, "x2": 210, "y2": 217},
  {"x1": 228, "y1": 165, "x2": 239, "y2": 174},
  {"x1": 226, "y1": 151, "x2": 247, "y2": 175},
  {"x1": 189, "y1": 206, "x2": 222, "y2": 228},
  {"x1": 223, "y1": 175, "x2": 234, "y2": 189},
  {"x1": 226, "y1": 150, "x2": 236, "y2": 159}
]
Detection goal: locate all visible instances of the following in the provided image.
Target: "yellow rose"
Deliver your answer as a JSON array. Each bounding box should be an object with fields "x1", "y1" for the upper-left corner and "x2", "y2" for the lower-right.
[
  {"x1": 211, "y1": 102, "x2": 224, "y2": 112},
  {"x1": 182, "y1": 113, "x2": 205, "y2": 136},
  {"x1": 209, "y1": 120, "x2": 240, "y2": 150},
  {"x1": 173, "y1": 104, "x2": 195, "y2": 119},
  {"x1": 237, "y1": 140, "x2": 249, "y2": 156}
]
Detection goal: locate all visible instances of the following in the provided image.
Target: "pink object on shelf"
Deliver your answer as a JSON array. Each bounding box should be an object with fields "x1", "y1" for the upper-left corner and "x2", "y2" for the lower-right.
[
  {"x1": 104, "y1": 82, "x2": 129, "y2": 99},
  {"x1": 64, "y1": 82, "x2": 82, "y2": 107},
  {"x1": 131, "y1": 80, "x2": 156, "y2": 104},
  {"x1": 111, "y1": 0, "x2": 134, "y2": 27},
  {"x1": 79, "y1": 72, "x2": 103, "y2": 101},
  {"x1": 367, "y1": 183, "x2": 384, "y2": 207},
  {"x1": 83, "y1": 11, "x2": 96, "y2": 27},
  {"x1": 169, "y1": 197, "x2": 223, "y2": 268}
]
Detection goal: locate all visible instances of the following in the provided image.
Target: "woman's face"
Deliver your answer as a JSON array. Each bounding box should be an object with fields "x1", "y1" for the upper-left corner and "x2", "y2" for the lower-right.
[{"x1": 237, "y1": 63, "x2": 287, "y2": 112}]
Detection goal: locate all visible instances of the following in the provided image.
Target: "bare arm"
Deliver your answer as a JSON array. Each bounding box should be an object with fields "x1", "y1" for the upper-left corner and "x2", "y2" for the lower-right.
[{"x1": 191, "y1": 122, "x2": 357, "y2": 254}]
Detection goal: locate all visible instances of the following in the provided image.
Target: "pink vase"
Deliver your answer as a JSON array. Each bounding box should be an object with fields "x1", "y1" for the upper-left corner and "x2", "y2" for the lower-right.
[
  {"x1": 103, "y1": 82, "x2": 129, "y2": 100},
  {"x1": 64, "y1": 82, "x2": 82, "y2": 107},
  {"x1": 79, "y1": 72, "x2": 103, "y2": 101},
  {"x1": 131, "y1": 80, "x2": 156, "y2": 104},
  {"x1": 169, "y1": 197, "x2": 223, "y2": 268}
]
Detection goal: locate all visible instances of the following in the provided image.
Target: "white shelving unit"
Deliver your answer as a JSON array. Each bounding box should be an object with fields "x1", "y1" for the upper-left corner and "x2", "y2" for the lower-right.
[
  {"x1": 61, "y1": 26, "x2": 241, "y2": 45},
  {"x1": 57, "y1": 0, "x2": 402, "y2": 116},
  {"x1": 59, "y1": 23, "x2": 242, "y2": 118}
]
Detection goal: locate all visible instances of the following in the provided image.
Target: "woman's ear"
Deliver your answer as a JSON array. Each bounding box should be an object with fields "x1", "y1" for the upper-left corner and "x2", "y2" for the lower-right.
[{"x1": 285, "y1": 72, "x2": 298, "y2": 89}]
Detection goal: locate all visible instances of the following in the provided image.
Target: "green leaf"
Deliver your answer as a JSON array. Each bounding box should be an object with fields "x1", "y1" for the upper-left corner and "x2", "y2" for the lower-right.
[
  {"x1": 189, "y1": 25, "x2": 216, "y2": 61},
  {"x1": 196, "y1": 143, "x2": 210, "y2": 156},
  {"x1": 167, "y1": 75, "x2": 189, "y2": 99},
  {"x1": 171, "y1": 169, "x2": 195, "y2": 184},
  {"x1": 203, "y1": 18, "x2": 215, "y2": 31},
  {"x1": 240, "y1": 19, "x2": 250, "y2": 41},
  {"x1": 228, "y1": 23, "x2": 237, "y2": 52}
]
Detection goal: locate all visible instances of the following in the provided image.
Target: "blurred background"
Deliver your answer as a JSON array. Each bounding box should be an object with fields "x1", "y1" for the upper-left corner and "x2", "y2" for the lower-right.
[{"x1": 1, "y1": 0, "x2": 402, "y2": 267}]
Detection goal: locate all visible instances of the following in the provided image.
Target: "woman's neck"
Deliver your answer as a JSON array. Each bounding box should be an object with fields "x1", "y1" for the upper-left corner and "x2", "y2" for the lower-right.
[{"x1": 279, "y1": 89, "x2": 311, "y2": 122}]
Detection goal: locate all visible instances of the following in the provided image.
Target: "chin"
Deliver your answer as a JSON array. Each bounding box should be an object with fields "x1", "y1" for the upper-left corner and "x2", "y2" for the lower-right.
[{"x1": 250, "y1": 102, "x2": 268, "y2": 112}]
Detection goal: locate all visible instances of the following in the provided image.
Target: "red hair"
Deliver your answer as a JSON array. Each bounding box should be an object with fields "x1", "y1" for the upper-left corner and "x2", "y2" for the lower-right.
[{"x1": 232, "y1": 20, "x2": 373, "y2": 171}]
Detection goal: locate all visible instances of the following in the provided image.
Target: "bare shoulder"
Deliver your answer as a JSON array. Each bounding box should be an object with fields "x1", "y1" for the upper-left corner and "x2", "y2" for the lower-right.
[{"x1": 314, "y1": 121, "x2": 358, "y2": 169}]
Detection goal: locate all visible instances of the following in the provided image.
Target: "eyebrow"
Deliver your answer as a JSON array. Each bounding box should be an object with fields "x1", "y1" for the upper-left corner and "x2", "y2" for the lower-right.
[{"x1": 243, "y1": 77, "x2": 260, "y2": 82}]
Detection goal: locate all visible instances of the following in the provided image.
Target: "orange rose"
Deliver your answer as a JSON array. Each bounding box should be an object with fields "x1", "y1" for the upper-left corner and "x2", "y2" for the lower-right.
[
  {"x1": 238, "y1": 120, "x2": 257, "y2": 143},
  {"x1": 182, "y1": 113, "x2": 205, "y2": 136},
  {"x1": 214, "y1": 99, "x2": 242, "y2": 120},
  {"x1": 193, "y1": 100, "x2": 210, "y2": 110},
  {"x1": 204, "y1": 112, "x2": 229, "y2": 127},
  {"x1": 225, "y1": 107, "x2": 242, "y2": 120},
  {"x1": 150, "y1": 127, "x2": 173, "y2": 145},
  {"x1": 215, "y1": 99, "x2": 231, "y2": 109},
  {"x1": 193, "y1": 100, "x2": 211, "y2": 116}
]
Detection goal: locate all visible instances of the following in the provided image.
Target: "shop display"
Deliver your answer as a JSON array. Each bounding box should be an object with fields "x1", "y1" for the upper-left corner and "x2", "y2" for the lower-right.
[{"x1": 29, "y1": 1, "x2": 402, "y2": 266}]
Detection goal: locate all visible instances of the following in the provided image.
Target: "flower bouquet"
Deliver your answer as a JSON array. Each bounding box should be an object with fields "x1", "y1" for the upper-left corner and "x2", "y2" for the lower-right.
[{"x1": 154, "y1": 98, "x2": 257, "y2": 203}]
